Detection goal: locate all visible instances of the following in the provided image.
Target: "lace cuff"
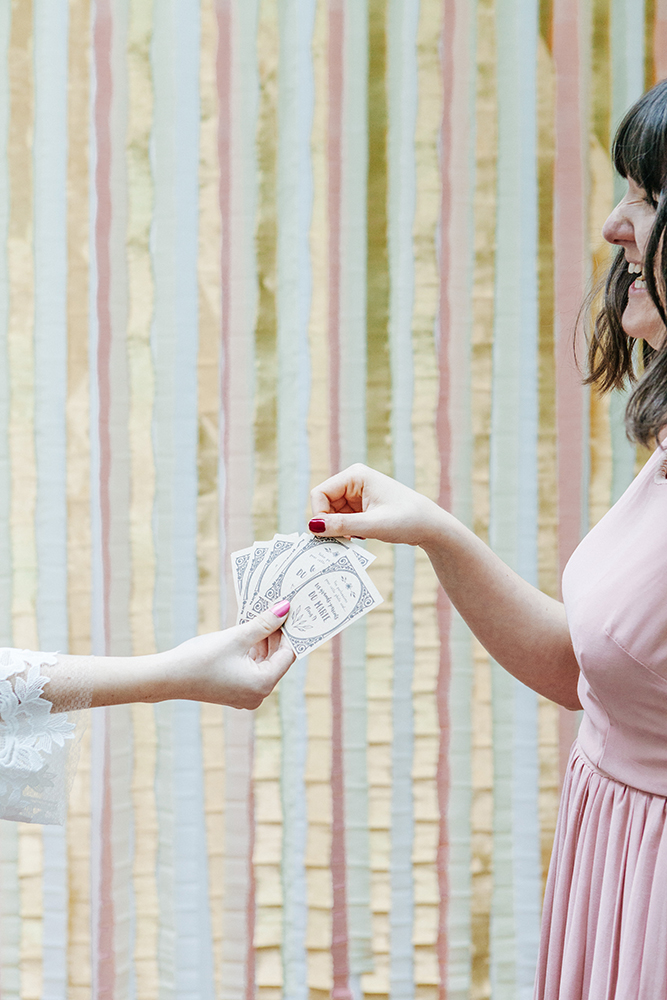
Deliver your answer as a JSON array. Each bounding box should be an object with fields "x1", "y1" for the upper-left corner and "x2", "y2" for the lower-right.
[{"x1": 0, "y1": 648, "x2": 90, "y2": 825}]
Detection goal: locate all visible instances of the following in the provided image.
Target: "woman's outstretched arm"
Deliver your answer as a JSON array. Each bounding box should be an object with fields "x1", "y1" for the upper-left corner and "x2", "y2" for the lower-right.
[
  {"x1": 0, "y1": 605, "x2": 294, "y2": 825},
  {"x1": 45, "y1": 603, "x2": 294, "y2": 712},
  {"x1": 310, "y1": 465, "x2": 581, "y2": 710}
]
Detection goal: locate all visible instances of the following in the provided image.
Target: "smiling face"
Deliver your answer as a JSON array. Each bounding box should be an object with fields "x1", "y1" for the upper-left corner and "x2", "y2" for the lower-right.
[{"x1": 601, "y1": 177, "x2": 667, "y2": 349}]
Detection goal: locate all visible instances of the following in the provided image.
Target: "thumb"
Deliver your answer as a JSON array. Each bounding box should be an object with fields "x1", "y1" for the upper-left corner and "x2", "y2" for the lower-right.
[
  {"x1": 236, "y1": 601, "x2": 291, "y2": 645},
  {"x1": 308, "y1": 511, "x2": 378, "y2": 539}
]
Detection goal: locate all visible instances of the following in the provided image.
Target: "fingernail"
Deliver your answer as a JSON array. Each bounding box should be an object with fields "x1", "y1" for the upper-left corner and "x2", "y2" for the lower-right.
[
  {"x1": 309, "y1": 518, "x2": 326, "y2": 533},
  {"x1": 352, "y1": 536, "x2": 365, "y2": 540},
  {"x1": 270, "y1": 600, "x2": 290, "y2": 618}
]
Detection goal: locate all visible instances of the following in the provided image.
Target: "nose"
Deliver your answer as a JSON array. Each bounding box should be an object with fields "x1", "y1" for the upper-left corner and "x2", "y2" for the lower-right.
[{"x1": 602, "y1": 201, "x2": 633, "y2": 246}]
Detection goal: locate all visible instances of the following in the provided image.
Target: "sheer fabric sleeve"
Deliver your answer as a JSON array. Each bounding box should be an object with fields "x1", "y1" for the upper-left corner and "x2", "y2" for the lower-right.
[{"x1": 0, "y1": 648, "x2": 92, "y2": 825}]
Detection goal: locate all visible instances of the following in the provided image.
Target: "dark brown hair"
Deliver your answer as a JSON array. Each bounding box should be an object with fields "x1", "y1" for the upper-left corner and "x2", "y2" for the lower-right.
[{"x1": 586, "y1": 78, "x2": 667, "y2": 446}]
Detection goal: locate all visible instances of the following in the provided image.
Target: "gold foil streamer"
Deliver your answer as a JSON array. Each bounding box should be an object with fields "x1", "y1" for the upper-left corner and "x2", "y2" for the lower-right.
[
  {"x1": 587, "y1": 134, "x2": 614, "y2": 529},
  {"x1": 535, "y1": 31, "x2": 560, "y2": 894},
  {"x1": 366, "y1": 0, "x2": 392, "y2": 478},
  {"x1": 197, "y1": 0, "x2": 221, "y2": 641},
  {"x1": 645, "y1": 0, "x2": 656, "y2": 86},
  {"x1": 197, "y1": 1, "x2": 225, "y2": 990},
  {"x1": 9, "y1": 2, "x2": 42, "y2": 994},
  {"x1": 361, "y1": 558, "x2": 393, "y2": 997},
  {"x1": 67, "y1": 0, "x2": 92, "y2": 661},
  {"x1": 65, "y1": 0, "x2": 92, "y2": 994},
  {"x1": 253, "y1": 0, "x2": 280, "y2": 544},
  {"x1": 254, "y1": 3, "x2": 283, "y2": 992},
  {"x1": 470, "y1": 0, "x2": 497, "y2": 994},
  {"x1": 412, "y1": 0, "x2": 442, "y2": 992},
  {"x1": 8, "y1": 0, "x2": 37, "y2": 651},
  {"x1": 362, "y1": 1, "x2": 394, "y2": 994},
  {"x1": 67, "y1": 726, "x2": 92, "y2": 999},
  {"x1": 17, "y1": 823, "x2": 41, "y2": 1000},
  {"x1": 587, "y1": 0, "x2": 613, "y2": 528}
]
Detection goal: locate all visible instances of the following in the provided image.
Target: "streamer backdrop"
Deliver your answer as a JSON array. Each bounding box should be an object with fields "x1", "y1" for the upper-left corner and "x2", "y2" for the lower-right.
[{"x1": 0, "y1": 0, "x2": 664, "y2": 997}]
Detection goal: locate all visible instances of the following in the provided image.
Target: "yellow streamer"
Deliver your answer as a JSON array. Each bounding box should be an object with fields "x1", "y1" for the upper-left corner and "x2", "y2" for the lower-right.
[
  {"x1": 254, "y1": 6, "x2": 283, "y2": 987},
  {"x1": 65, "y1": 0, "x2": 93, "y2": 995},
  {"x1": 412, "y1": 0, "x2": 442, "y2": 993},
  {"x1": 8, "y1": 2, "x2": 42, "y2": 994},
  {"x1": 197, "y1": 2, "x2": 225, "y2": 991},
  {"x1": 535, "y1": 33, "x2": 560, "y2": 893},
  {"x1": 470, "y1": 0, "x2": 498, "y2": 994}
]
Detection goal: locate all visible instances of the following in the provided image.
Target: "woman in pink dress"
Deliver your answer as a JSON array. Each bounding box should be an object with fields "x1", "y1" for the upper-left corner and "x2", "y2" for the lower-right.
[{"x1": 309, "y1": 79, "x2": 667, "y2": 999}]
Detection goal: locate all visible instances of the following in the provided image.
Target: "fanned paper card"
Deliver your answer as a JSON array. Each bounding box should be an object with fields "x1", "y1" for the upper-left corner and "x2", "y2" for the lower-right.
[{"x1": 231, "y1": 533, "x2": 384, "y2": 659}]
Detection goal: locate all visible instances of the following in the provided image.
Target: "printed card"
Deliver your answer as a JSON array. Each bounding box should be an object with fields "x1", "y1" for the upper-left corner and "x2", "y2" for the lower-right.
[{"x1": 230, "y1": 532, "x2": 383, "y2": 656}]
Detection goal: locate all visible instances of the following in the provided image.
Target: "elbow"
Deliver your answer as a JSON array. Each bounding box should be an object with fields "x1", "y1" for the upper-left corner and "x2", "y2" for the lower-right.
[
  {"x1": 556, "y1": 669, "x2": 582, "y2": 712},
  {"x1": 559, "y1": 693, "x2": 583, "y2": 712}
]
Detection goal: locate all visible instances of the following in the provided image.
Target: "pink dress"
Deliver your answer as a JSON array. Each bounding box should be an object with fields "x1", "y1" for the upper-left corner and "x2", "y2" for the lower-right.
[{"x1": 535, "y1": 444, "x2": 667, "y2": 999}]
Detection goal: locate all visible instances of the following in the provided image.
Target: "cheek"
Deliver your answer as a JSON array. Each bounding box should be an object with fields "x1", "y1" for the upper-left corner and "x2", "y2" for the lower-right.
[{"x1": 636, "y1": 216, "x2": 657, "y2": 256}]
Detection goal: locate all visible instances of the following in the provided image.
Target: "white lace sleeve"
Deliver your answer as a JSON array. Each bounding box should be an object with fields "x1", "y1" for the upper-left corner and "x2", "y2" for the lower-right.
[{"x1": 0, "y1": 648, "x2": 89, "y2": 825}]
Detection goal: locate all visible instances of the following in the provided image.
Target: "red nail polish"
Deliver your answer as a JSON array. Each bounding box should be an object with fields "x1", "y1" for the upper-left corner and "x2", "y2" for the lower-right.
[
  {"x1": 270, "y1": 600, "x2": 290, "y2": 618},
  {"x1": 309, "y1": 518, "x2": 326, "y2": 533},
  {"x1": 352, "y1": 536, "x2": 365, "y2": 540}
]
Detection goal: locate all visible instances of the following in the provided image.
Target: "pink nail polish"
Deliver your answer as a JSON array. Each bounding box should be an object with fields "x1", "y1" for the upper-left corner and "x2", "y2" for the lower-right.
[
  {"x1": 270, "y1": 600, "x2": 290, "y2": 618},
  {"x1": 309, "y1": 518, "x2": 326, "y2": 533}
]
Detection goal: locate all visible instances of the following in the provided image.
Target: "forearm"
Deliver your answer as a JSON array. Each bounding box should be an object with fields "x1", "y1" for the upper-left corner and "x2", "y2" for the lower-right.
[
  {"x1": 421, "y1": 507, "x2": 581, "y2": 710},
  {"x1": 45, "y1": 651, "x2": 175, "y2": 711},
  {"x1": 310, "y1": 463, "x2": 581, "y2": 710},
  {"x1": 41, "y1": 608, "x2": 294, "y2": 713}
]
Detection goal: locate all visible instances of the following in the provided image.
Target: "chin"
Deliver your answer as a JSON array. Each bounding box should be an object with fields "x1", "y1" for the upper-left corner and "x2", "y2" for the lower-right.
[
  {"x1": 621, "y1": 308, "x2": 666, "y2": 350},
  {"x1": 623, "y1": 276, "x2": 667, "y2": 343}
]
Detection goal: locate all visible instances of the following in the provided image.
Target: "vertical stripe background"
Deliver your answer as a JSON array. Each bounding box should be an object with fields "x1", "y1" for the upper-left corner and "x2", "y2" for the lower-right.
[{"x1": 0, "y1": 1, "x2": 660, "y2": 997}]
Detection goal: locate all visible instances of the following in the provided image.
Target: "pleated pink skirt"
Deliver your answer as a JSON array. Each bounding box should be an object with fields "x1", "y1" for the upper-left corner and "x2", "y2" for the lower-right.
[{"x1": 535, "y1": 744, "x2": 667, "y2": 999}]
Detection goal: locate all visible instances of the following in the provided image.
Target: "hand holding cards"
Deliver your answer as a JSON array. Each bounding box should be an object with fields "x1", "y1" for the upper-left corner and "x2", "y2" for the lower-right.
[{"x1": 231, "y1": 533, "x2": 383, "y2": 659}]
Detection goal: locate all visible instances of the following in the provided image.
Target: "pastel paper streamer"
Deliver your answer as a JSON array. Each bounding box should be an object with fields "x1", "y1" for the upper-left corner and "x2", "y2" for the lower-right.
[
  {"x1": 219, "y1": 3, "x2": 259, "y2": 997},
  {"x1": 34, "y1": 6, "x2": 70, "y2": 991},
  {"x1": 340, "y1": 0, "x2": 373, "y2": 984},
  {"x1": 387, "y1": 0, "x2": 420, "y2": 995},
  {"x1": 608, "y1": 0, "x2": 646, "y2": 505},
  {"x1": 0, "y1": 0, "x2": 10, "y2": 650},
  {"x1": 0, "y1": 5, "x2": 656, "y2": 996},
  {"x1": 490, "y1": 0, "x2": 541, "y2": 996},
  {"x1": 277, "y1": 1, "x2": 316, "y2": 994},
  {"x1": 151, "y1": 2, "x2": 216, "y2": 995}
]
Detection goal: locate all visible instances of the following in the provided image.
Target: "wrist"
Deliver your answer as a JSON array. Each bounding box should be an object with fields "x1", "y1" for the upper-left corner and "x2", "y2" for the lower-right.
[
  {"x1": 416, "y1": 501, "x2": 454, "y2": 553},
  {"x1": 148, "y1": 647, "x2": 186, "y2": 703}
]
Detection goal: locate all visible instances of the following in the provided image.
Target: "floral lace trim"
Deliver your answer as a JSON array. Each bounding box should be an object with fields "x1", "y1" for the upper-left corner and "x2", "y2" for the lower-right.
[{"x1": 0, "y1": 648, "x2": 76, "y2": 824}]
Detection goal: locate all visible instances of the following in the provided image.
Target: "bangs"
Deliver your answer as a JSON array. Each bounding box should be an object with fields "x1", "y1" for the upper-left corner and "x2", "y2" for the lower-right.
[{"x1": 613, "y1": 78, "x2": 667, "y2": 202}]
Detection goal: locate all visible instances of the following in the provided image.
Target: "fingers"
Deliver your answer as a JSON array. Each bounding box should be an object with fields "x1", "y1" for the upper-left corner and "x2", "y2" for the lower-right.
[
  {"x1": 310, "y1": 464, "x2": 371, "y2": 515},
  {"x1": 235, "y1": 602, "x2": 290, "y2": 648},
  {"x1": 263, "y1": 636, "x2": 296, "y2": 684},
  {"x1": 308, "y1": 510, "x2": 376, "y2": 539}
]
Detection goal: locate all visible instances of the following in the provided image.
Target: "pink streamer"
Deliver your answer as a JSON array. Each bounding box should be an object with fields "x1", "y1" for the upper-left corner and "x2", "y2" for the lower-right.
[
  {"x1": 93, "y1": 0, "x2": 113, "y2": 659},
  {"x1": 328, "y1": 2, "x2": 352, "y2": 996},
  {"x1": 216, "y1": 4, "x2": 257, "y2": 994},
  {"x1": 553, "y1": 0, "x2": 586, "y2": 778}
]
